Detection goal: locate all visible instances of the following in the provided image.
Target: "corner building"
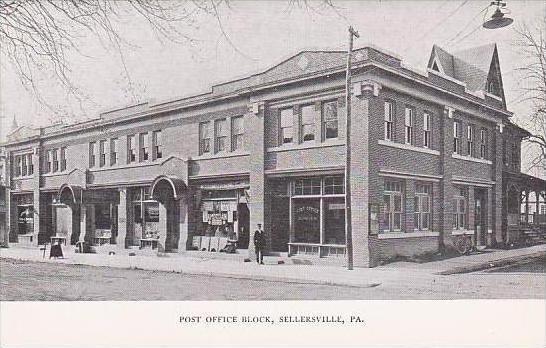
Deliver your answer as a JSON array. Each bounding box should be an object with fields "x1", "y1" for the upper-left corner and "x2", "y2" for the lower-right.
[{"x1": 2, "y1": 43, "x2": 545, "y2": 267}]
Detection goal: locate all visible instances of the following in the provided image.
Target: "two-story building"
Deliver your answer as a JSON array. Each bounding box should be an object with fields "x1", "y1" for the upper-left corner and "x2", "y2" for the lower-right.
[{"x1": 1, "y1": 43, "x2": 544, "y2": 267}]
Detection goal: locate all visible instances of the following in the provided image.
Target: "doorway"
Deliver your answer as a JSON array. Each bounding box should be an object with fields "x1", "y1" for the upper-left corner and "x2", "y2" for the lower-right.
[
  {"x1": 237, "y1": 203, "x2": 250, "y2": 249},
  {"x1": 474, "y1": 189, "x2": 487, "y2": 247}
]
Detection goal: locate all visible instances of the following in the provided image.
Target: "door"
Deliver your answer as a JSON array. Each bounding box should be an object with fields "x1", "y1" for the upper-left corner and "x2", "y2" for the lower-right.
[{"x1": 474, "y1": 190, "x2": 487, "y2": 247}]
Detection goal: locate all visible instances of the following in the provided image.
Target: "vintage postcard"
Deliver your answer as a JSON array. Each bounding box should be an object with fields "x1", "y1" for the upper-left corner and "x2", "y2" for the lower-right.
[{"x1": 0, "y1": 0, "x2": 544, "y2": 346}]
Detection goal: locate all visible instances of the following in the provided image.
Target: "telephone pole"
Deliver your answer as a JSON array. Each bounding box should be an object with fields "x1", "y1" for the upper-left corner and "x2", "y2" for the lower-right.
[{"x1": 345, "y1": 26, "x2": 359, "y2": 270}]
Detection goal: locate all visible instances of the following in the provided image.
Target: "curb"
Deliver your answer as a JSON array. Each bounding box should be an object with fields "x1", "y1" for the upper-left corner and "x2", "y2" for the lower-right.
[
  {"x1": 437, "y1": 251, "x2": 546, "y2": 275},
  {"x1": 0, "y1": 256, "x2": 380, "y2": 289}
]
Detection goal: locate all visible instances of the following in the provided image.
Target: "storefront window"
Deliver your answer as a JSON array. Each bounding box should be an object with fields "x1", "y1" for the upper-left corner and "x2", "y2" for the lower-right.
[
  {"x1": 132, "y1": 187, "x2": 160, "y2": 240},
  {"x1": 324, "y1": 176, "x2": 344, "y2": 195},
  {"x1": 324, "y1": 197, "x2": 345, "y2": 244},
  {"x1": 18, "y1": 206, "x2": 34, "y2": 234},
  {"x1": 293, "y1": 178, "x2": 321, "y2": 196},
  {"x1": 293, "y1": 199, "x2": 320, "y2": 243},
  {"x1": 382, "y1": 181, "x2": 403, "y2": 232}
]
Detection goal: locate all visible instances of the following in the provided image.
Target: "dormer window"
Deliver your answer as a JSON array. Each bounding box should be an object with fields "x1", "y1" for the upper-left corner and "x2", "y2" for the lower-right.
[
  {"x1": 432, "y1": 62, "x2": 440, "y2": 72},
  {"x1": 487, "y1": 81, "x2": 498, "y2": 96}
]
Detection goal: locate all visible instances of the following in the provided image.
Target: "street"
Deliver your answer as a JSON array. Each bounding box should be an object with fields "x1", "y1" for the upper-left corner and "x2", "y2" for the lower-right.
[{"x1": 1, "y1": 258, "x2": 544, "y2": 300}]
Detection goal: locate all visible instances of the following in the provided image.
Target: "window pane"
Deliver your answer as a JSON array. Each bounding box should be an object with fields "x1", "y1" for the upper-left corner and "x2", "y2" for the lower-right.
[
  {"x1": 293, "y1": 199, "x2": 320, "y2": 243},
  {"x1": 383, "y1": 195, "x2": 391, "y2": 212},
  {"x1": 421, "y1": 196, "x2": 430, "y2": 212},
  {"x1": 301, "y1": 105, "x2": 315, "y2": 141},
  {"x1": 422, "y1": 213, "x2": 430, "y2": 229},
  {"x1": 394, "y1": 195, "x2": 402, "y2": 212},
  {"x1": 414, "y1": 213, "x2": 420, "y2": 229},
  {"x1": 324, "y1": 197, "x2": 345, "y2": 244},
  {"x1": 394, "y1": 213, "x2": 401, "y2": 230},
  {"x1": 280, "y1": 109, "x2": 293, "y2": 127}
]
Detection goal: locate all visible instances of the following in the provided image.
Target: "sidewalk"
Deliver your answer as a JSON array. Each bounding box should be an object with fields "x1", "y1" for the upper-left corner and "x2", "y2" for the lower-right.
[{"x1": 1, "y1": 244, "x2": 545, "y2": 287}]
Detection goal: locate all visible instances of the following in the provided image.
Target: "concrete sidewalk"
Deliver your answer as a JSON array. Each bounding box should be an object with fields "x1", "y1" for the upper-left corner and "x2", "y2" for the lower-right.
[{"x1": 1, "y1": 244, "x2": 545, "y2": 287}]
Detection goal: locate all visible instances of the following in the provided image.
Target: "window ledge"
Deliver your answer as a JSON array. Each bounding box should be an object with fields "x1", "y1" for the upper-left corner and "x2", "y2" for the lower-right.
[
  {"x1": 452, "y1": 153, "x2": 492, "y2": 165},
  {"x1": 268, "y1": 140, "x2": 344, "y2": 153},
  {"x1": 377, "y1": 231, "x2": 439, "y2": 239},
  {"x1": 451, "y1": 229, "x2": 474, "y2": 235},
  {"x1": 194, "y1": 151, "x2": 250, "y2": 160},
  {"x1": 378, "y1": 140, "x2": 440, "y2": 156}
]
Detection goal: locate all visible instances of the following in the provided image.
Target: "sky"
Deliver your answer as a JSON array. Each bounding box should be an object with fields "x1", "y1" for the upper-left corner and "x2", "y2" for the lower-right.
[{"x1": 0, "y1": 0, "x2": 544, "y2": 176}]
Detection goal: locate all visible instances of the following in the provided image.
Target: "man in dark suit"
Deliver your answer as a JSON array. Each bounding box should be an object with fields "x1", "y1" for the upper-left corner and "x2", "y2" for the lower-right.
[{"x1": 253, "y1": 223, "x2": 266, "y2": 265}]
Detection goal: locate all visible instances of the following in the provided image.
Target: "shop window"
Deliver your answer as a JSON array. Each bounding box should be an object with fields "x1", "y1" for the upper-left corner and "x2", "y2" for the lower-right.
[
  {"x1": 405, "y1": 107, "x2": 414, "y2": 145},
  {"x1": 414, "y1": 184, "x2": 432, "y2": 231},
  {"x1": 60, "y1": 147, "x2": 66, "y2": 171},
  {"x1": 466, "y1": 124, "x2": 474, "y2": 156},
  {"x1": 110, "y1": 138, "x2": 118, "y2": 165},
  {"x1": 152, "y1": 131, "x2": 163, "y2": 160},
  {"x1": 300, "y1": 104, "x2": 315, "y2": 142},
  {"x1": 453, "y1": 188, "x2": 467, "y2": 230},
  {"x1": 324, "y1": 197, "x2": 346, "y2": 244},
  {"x1": 293, "y1": 199, "x2": 320, "y2": 243},
  {"x1": 99, "y1": 140, "x2": 106, "y2": 167},
  {"x1": 423, "y1": 112, "x2": 431, "y2": 148},
  {"x1": 453, "y1": 120, "x2": 462, "y2": 154},
  {"x1": 231, "y1": 116, "x2": 244, "y2": 151},
  {"x1": 128, "y1": 135, "x2": 136, "y2": 163},
  {"x1": 17, "y1": 206, "x2": 34, "y2": 235},
  {"x1": 215, "y1": 119, "x2": 227, "y2": 153},
  {"x1": 140, "y1": 133, "x2": 149, "y2": 161},
  {"x1": 199, "y1": 122, "x2": 211, "y2": 155},
  {"x1": 89, "y1": 142, "x2": 96, "y2": 167},
  {"x1": 322, "y1": 100, "x2": 338, "y2": 140},
  {"x1": 293, "y1": 178, "x2": 321, "y2": 196},
  {"x1": 52, "y1": 149, "x2": 59, "y2": 172},
  {"x1": 480, "y1": 129, "x2": 487, "y2": 159},
  {"x1": 382, "y1": 181, "x2": 403, "y2": 232},
  {"x1": 132, "y1": 188, "x2": 160, "y2": 240},
  {"x1": 384, "y1": 101, "x2": 394, "y2": 141},
  {"x1": 324, "y1": 176, "x2": 344, "y2": 195},
  {"x1": 279, "y1": 108, "x2": 294, "y2": 145}
]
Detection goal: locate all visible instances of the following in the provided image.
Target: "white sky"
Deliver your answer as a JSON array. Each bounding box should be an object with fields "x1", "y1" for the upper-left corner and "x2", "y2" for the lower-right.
[{"x1": 0, "y1": 0, "x2": 544, "y2": 176}]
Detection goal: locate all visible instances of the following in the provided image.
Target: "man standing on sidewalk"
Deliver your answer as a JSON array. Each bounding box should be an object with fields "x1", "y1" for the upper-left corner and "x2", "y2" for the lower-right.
[{"x1": 254, "y1": 223, "x2": 265, "y2": 265}]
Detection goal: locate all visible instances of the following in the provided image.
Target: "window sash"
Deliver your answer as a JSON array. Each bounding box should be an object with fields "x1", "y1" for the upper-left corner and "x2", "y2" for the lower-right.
[
  {"x1": 322, "y1": 101, "x2": 338, "y2": 140},
  {"x1": 405, "y1": 108, "x2": 413, "y2": 144},
  {"x1": 99, "y1": 140, "x2": 106, "y2": 167},
  {"x1": 128, "y1": 136, "x2": 136, "y2": 163},
  {"x1": 231, "y1": 117, "x2": 244, "y2": 151},
  {"x1": 423, "y1": 113, "x2": 431, "y2": 148},
  {"x1": 215, "y1": 119, "x2": 227, "y2": 152},
  {"x1": 199, "y1": 122, "x2": 210, "y2": 154},
  {"x1": 89, "y1": 143, "x2": 96, "y2": 167},
  {"x1": 301, "y1": 105, "x2": 315, "y2": 142},
  {"x1": 140, "y1": 133, "x2": 149, "y2": 161}
]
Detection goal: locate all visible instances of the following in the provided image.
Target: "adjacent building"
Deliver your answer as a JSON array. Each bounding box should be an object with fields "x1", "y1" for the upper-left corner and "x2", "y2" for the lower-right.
[{"x1": 1, "y1": 43, "x2": 544, "y2": 267}]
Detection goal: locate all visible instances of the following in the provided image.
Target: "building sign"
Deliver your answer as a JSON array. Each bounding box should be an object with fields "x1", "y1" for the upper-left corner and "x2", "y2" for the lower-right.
[{"x1": 295, "y1": 205, "x2": 320, "y2": 222}]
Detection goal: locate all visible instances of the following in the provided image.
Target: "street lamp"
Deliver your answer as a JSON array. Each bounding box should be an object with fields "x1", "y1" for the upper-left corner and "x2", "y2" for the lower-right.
[
  {"x1": 483, "y1": 1, "x2": 513, "y2": 29},
  {"x1": 345, "y1": 26, "x2": 359, "y2": 271}
]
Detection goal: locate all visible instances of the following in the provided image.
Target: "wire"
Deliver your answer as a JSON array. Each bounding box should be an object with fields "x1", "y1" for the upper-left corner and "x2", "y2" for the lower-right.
[{"x1": 444, "y1": 4, "x2": 490, "y2": 46}]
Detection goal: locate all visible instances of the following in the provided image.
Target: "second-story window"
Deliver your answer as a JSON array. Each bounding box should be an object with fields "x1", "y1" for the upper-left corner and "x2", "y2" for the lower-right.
[
  {"x1": 110, "y1": 138, "x2": 118, "y2": 165},
  {"x1": 99, "y1": 140, "x2": 106, "y2": 167},
  {"x1": 453, "y1": 120, "x2": 462, "y2": 154},
  {"x1": 152, "y1": 131, "x2": 163, "y2": 160},
  {"x1": 322, "y1": 100, "x2": 338, "y2": 140},
  {"x1": 89, "y1": 142, "x2": 96, "y2": 168},
  {"x1": 279, "y1": 108, "x2": 293, "y2": 145},
  {"x1": 215, "y1": 119, "x2": 227, "y2": 153},
  {"x1": 45, "y1": 150, "x2": 51, "y2": 173},
  {"x1": 60, "y1": 147, "x2": 66, "y2": 171},
  {"x1": 52, "y1": 148, "x2": 59, "y2": 172},
  {"x1": 466, "y1": 125, "x2": 474, "y2": 156},
  {"x1": 404, "y1": 107, "x2": 414, "y2": 145},
  {"x1": 21, "y1": 155, "x2": 27, "y2": 176},
  {"x1": 140, "y1": 133, "x2": 149, "y2": 161},
  {"x1": 384, "y1": 101, "x2": 394, "y2": 141},
  {"x1": 15, "y1": 156, "x2": 22, "y2": 177},
  {"x1": 300, "y1": 104, "x2": 315, "y2": 142},
  {"x1": 27, "y1": 154, "x2": 34, "y2": 175},
  {"x1": 231, "y1": 116, "x2": 244, "y2": 151},
  {"x1": 128, "y1": 135, "x2": 136, "y2": 163},
  {"x1": 423, "y1": 113, "x2": 431, "y2": 148},
  {"x1": 480, "y1": 129, "x2": 487, "y2": 159},
  {"x1": 199, "y1": 122, "x2": 211, "y2": 155}
]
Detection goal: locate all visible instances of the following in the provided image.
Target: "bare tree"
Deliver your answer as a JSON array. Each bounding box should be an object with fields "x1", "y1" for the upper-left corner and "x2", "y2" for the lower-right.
[
  {"x1": 514, "y1": 21, "x2": 546, "y2": 174},
  {"x1": 0, "y1": 0, "x2": 227, "y2": 120}
]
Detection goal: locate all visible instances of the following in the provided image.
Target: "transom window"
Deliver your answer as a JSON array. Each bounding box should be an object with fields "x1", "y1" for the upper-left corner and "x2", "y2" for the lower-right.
[
  {"x1": 383, "y1": 181, "x2": 403, "y2": 232},
  {"x1": 423, "y1": 112, "x2": 431, "y2": 148},
  {"x1": 300, "y1": 104, "x2": 315, "y2": 142},
  {"x1": 199, "y1": 122, "x2": 211, "y2": 155},
  {"x1": 404, "y1": 107, "x2": 414, "y2": 145},
  {"x1": 279, "y1": 108, "x2": 294, "y2": 145},
  {"x1": 322, "y1": 100, "x2": 338, "y2": 140},
  {"x1": 384, "y1": 101, "x2": 394, "y2": 141},
  {"x1": 293, "y1": 178, "x2": 321, "y2": 196},
  {"x1": 323, "y1": 176, "x2": 344, "y2": 195},
  {"x1": 414, "y1": 184, "x2": 432, "y2": 231}
]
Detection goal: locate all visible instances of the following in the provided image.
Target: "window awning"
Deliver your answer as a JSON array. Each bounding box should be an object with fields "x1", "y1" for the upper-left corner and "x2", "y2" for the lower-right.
[{"x1": 150, "y1": 175, "x2": 187, "y2": 201}]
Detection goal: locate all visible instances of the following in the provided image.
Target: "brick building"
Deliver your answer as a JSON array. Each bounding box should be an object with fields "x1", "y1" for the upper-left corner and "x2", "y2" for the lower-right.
[{"x1": 1, "y1": 43, "x2": 544, "y2": 267}]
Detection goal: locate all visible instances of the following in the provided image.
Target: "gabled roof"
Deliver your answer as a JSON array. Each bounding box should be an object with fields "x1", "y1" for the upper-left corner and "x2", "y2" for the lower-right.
[{"x1": 428, "y1": 43, "x2": 502, "y2": 96}]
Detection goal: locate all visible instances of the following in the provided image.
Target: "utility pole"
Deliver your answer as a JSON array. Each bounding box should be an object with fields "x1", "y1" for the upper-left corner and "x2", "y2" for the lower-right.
[{"x1": 345, "y1": 26, "x2": 359, "y2": 271}]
